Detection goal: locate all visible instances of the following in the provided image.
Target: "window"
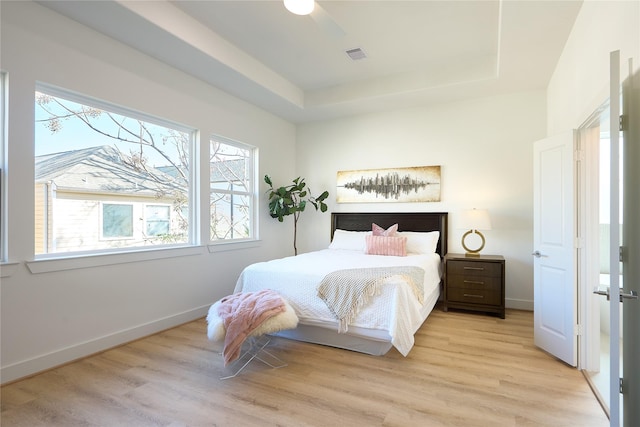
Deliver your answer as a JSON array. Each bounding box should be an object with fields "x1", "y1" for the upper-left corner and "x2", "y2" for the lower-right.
[
  {"x1": 145, "y1": 204, "x2": 170, "y2": 237},
  {"x1": 34, "y1": 85, "x2": 195, "y2": 255},
  {"x1": 210, "y1": 136, "x2": 256, "y2": 242},
  {"x1": 102, "y1": 203, "x2": 133, "y2": 238}
]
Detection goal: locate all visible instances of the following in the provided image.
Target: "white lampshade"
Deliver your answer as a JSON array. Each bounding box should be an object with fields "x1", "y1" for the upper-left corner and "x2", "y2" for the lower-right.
[
  {"x1": 284, "y1": 0, "x2": 315, "y2": 15},
  {"x1": 460, "y1": 209, "x2": 492, "y2": 231}
]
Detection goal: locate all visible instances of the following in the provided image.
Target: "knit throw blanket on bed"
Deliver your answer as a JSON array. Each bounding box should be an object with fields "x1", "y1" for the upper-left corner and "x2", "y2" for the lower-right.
[{"x1": 317, "y1": 266, "x2": 425, "y2": 333}]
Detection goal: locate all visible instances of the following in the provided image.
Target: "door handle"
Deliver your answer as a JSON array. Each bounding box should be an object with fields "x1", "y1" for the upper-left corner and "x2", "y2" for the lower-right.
[
  {"x1": 593, "y1": 286, "x2": 611, "y2": 300},
  {"x1": 532, "y1": 250, "x2": 547, "y2": 258},
  {"x1": 593, "y1": 287, "x2": 638, "y2": 302}
]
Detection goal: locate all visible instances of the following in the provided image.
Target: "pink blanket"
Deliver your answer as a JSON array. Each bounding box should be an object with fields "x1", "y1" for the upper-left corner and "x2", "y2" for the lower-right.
[{"x1": 217, "y1": 290, "x2": 285, "y2": 365}]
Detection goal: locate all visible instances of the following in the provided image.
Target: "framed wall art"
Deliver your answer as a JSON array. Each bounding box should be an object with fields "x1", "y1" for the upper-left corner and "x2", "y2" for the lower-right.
[{"x1": 336, "y1": 165, "x2": 441, "y2": 203}]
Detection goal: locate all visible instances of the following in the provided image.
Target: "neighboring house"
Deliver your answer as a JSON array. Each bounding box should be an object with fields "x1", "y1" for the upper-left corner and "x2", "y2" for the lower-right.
[
  {"x1": 35, "y1": 145, "x2": 187, "y2": 254},
  {"x1": 209, "y1": 157, "x2": 250, "y2": 240}
]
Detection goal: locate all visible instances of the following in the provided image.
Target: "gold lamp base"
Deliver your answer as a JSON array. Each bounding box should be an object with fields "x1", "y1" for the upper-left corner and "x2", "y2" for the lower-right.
[{"x1": 462, "y1": 229, "x2": 485, "y2": 257}]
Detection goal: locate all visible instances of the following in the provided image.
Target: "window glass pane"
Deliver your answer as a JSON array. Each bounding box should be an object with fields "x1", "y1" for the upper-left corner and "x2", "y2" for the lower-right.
[
  {"x1": 145, "y1": 204, "x2": 170, "y2": 237},
  {"x1": 210, "y1": 192, "x2": 250, "y2": 240},
  {"x1": 210, "y1": 136, "x2": 255, "y2": 241},
  {"x1": 103, "y1": 204, "x2": 133, "y2": 238},
  {"x1": 35, "y1": 87, "x2": 193, "y2": 255},
  {"x1": 210, "y1": 140, "x2": 250, "y2": 192}
]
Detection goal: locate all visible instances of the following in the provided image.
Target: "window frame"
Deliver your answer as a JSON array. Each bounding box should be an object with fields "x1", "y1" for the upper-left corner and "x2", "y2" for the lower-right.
[
  {"x1": 34, "y1": 82, "x2": 198, "y2": 259},
  {"x1": 100, "y1": 202, "x2": 135, "y2": 240},
  {"x1": 208, "y1": 134, "x2": 258, "y2": 245},
  {"x1": 18, "y1": 82, "x2": 263, "y2": 274},
  {"x1": 144, "y1": 203, "x2": 171, "y2": 237}
]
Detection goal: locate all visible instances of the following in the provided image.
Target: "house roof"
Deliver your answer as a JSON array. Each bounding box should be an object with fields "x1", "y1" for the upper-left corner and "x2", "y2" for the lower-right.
[
  {"x1": 158, "y1": 159, "x2": 247, "y2": 183},
  {"x1": 35, "y1": 145, "x2": 185, "y2": 196},
  {"x1": 210, "y1": 159, "x2": 246, "y2": 184}
]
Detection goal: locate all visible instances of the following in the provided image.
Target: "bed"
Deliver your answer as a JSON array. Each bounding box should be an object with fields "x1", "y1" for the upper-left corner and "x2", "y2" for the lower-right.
[{"x1": 233, "y1": 212, "x2": 448, "y2": 356}]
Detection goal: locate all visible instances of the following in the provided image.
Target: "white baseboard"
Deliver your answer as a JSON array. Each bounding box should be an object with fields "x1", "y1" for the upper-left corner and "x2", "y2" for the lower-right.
[
  {"x1": 506, "y1": 298, "x2": 533, "y2": 311},
  {"x1": 1, "y1": 305, "x2": 210, "y2": 385}
]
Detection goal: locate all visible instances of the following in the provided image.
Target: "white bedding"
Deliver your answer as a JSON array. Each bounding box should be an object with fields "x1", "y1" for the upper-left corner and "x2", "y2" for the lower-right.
[{"x1": 233, "y1": 249, "x2": 442, "y2": 356}]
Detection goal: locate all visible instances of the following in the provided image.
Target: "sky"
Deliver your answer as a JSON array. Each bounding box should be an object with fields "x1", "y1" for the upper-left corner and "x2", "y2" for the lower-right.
[{"x1": 34, "y1": 92, "x2": 186, "y2": 168}]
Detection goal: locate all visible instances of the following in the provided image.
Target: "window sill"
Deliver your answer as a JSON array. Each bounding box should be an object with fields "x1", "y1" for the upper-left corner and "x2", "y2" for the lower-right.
[
  {"x1": 26, "y1": 246, "x2": 205, "y2": 274},
  {"x1": 207, "y1": 239, "x2": 261, "y2": 253},
  {"x1": 1, "y1": 262, "x2": 21, "y2": 278}
]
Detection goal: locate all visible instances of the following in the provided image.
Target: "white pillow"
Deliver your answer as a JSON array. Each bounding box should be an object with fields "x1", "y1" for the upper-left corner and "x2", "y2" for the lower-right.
[
  {"x1": 397, "y1": 231, "x2": 440, "y2": 254},
  {"x1": 328, "y1": 229, "x2": 371, "y2": 251}
]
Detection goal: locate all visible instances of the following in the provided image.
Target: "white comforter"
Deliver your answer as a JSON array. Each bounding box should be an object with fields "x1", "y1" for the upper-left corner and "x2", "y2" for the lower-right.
[{"x1": 233, "y1": 249, "x2": 442, "y2": 356}]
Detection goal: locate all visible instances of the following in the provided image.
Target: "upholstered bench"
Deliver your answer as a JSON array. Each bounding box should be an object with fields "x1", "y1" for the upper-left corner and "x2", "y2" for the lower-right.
[{"x1": 206, "y1": 290, "x2": 298, "y2": 379}]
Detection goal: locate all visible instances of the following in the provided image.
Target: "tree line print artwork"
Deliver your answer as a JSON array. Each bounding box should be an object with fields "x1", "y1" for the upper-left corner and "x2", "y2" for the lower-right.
[{"x1": 337, "y1": 165, "x2": 441, "y2": 203}]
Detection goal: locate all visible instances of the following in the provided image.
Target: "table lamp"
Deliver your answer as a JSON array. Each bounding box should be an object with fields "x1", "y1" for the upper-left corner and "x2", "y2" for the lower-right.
[{"x1": 460, "y1": 209, "x2": 491, "y2": 257}]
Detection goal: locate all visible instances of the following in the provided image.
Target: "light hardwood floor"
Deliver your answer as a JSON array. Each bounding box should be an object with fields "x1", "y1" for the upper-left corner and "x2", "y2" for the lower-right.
[{"x1": 1, "y1": 308, "x2": 608, "y2": 426}]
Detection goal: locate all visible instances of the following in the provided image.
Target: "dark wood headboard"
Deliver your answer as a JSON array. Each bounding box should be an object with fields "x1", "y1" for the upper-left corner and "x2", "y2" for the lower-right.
[{"x1": 331, "y1": 212, "x2": 448, "y2": 258}]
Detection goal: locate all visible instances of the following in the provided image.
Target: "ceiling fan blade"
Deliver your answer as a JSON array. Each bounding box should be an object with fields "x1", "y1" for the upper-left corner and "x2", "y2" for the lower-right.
[{"x1": 310, "y1": 3, "x2": 346, "y2": 39}]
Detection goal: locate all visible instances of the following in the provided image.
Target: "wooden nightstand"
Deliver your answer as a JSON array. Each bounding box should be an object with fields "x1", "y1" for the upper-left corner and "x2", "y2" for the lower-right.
[{"x1": 443, "y1": 253, "x2": 505, "y2": 318}]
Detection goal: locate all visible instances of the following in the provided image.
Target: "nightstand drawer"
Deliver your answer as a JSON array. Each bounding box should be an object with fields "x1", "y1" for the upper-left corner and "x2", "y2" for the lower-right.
[
  {"x1": 446, "y1": 274, "x2": 502, "y2": 291},
  {"x1": 446, "y1": 287, "x2": 501, "y2": 306},
  {"x1": 443, "y1": 254, "x2": 505, "y2": 318},
  {"x1": 447, "y1": 260, "x2": 501, "y2": 278}
]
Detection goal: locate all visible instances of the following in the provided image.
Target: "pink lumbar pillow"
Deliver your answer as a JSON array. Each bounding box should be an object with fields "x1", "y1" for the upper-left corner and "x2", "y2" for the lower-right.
[
  {"x1": 365, "y1": 235, "x2": 407, "y2": 256},
  {"x1": 372, "y1": 223, "x2": 398, "y2": 236}
]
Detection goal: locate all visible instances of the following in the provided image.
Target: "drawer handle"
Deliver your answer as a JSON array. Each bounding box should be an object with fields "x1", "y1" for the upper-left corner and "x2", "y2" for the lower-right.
[
  {"x1": 463, "y1": 266, "x2": 485, "y2": 271},
  {"x1": 463, "y1": 280, "x2": 485, "y2": 285},
  {"x1": 463, "y1": 294, "x2": 484, "y2": 298}
]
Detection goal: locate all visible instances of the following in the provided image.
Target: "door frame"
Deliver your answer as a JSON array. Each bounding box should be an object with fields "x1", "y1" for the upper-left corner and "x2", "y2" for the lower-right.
[{"x1": 578, "y1": 107, "x2": 609, "y2": 373}]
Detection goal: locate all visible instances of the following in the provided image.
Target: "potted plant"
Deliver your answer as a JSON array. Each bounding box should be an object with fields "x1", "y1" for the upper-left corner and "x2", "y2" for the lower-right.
[{"x1": 264, "y1": 175, "x2": 329, "y2": 255}]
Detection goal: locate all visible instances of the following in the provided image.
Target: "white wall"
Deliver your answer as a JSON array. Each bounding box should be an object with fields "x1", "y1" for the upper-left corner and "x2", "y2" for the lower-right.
[
  {"x1": 0, "y1": 1, "x2": 295, "y2": 383},
  {"x1": 295, "y1": 91, "x2": 547, "y2": 311},
  {"x1": 545, "y1": 0, "x2": 639, "y2": 376},
  {"x1": 547, "y1": 0, "x2": 640, "y2": 133}
]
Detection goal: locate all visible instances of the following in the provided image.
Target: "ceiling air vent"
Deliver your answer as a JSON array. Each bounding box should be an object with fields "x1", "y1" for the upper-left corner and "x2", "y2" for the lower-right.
[{"x1": 345, "y1": 47, "x2": 367, "y2": 61}]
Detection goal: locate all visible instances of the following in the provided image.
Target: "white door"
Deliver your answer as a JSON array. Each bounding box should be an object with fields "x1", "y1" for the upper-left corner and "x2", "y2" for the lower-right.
[
  {"x1": 621, "y1": 54, "x2": 640, "y2": 427},
  {"x1": 606, "y1": 49, "x2": 622, "y2": 427},
  {"x1": 533, "y1": 130, "x2": 577, "y2": 366},
  {"x1": 589, "y1": 50, "x2": 639, "y2": 426},
  {"x1": 605, "y1": 50, "x2": 640, "y2": 427}
]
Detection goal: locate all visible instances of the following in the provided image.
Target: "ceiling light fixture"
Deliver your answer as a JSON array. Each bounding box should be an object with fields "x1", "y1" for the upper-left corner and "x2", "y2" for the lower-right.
[{"x1": 284, "y1": 0, "x2": 314, "y2": 16}]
